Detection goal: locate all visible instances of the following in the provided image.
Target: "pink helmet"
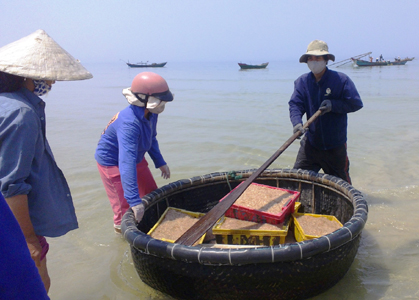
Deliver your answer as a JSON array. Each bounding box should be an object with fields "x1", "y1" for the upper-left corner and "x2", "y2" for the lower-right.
[{"x1": 131, "y1": 72, "x2": 173, "y2": 102}]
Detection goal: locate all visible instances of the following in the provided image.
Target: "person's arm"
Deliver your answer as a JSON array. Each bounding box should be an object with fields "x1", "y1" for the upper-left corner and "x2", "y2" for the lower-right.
[
  {"x1": 328, "y1": 76, "x2": 363, "y2": 114},
  {"x1": 147, "y1": 116, "x2": 169, "y2": 178},
  {"x1": 288, "y1": 78, "x2": 306, "y2": 127},
  {"x1": 118, "y1": 121, "x2": 143, "y2": 207},
  {"x1": 147, "y1": 116, "x2": 166, "y2": 168},
  {"x1": 5, "y1": 194, "x2": 42, "y2": 267},
  {"x1": 0, "y1": 105, "x2": 42, "y2": 264},
  {"x1": 0, "y1": 107, "x2": 38, "y2": 198},
  {"x1": 148, "y1": 138, "x2": 166, "y2": 168}
]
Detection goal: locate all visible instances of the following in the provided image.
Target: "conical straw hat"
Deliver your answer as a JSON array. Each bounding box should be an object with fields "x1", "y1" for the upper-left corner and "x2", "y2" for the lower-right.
[{"x1": 0, "y1": 29, "x2": 93, "y2": 81}]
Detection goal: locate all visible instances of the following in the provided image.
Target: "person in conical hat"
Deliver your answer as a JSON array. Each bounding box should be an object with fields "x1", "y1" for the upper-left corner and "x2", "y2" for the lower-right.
[
  {"x1": 288, "y1": 39, "x2": 363, "y2": 184},
  {"x1": 95, "y1": 72, "x2": 173, "y2": 233},
  {"x1": 0, "y1": 29, "x2": 92, "y2": 294},
  {"x1": 0, "y1": 29, "x2": 92, "y2": 81}
]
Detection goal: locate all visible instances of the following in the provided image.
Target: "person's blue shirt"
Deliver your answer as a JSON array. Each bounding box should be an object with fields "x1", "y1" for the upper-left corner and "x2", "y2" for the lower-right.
[
  {"x1": 95, "y1": 105, "x2": 166, "y2": 207},
  {"x1": 0, "y1": 88, "x2": 78, "y2": 237},
  {"x1": 0, "y1": 192, "x2": 50, "y2": 299},
  {"x1": 289, "y1": 68, "x2": 363, "y2": 150}
]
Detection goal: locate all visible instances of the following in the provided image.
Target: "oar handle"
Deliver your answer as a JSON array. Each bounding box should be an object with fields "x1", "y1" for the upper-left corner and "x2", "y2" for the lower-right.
[
  {"x1": 175, "y1": 110, "x2": 322, "y2": 246},
  {"x1": 302, "y1": 109, "x2": 322, "y2": 130}
]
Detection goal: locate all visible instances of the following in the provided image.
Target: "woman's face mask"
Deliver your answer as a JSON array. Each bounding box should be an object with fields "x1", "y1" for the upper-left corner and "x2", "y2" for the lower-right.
[
  {"x1": 33, "y1": 80, "x2": 52, "y2": 96},
  {"x1": 146, "y1": 96, "x2": 166, "y2": 114},
  {"x1": 307, "y1": 60, "x2": 327, "y2": 74}
]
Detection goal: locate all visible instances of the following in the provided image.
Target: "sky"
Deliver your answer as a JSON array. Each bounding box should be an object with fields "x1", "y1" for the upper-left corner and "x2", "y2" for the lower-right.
[{"x1": 1, "y1": 0, "x2": 418, "y2": 63}]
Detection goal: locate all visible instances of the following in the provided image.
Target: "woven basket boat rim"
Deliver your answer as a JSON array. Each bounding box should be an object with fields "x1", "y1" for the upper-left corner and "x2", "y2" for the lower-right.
[{"x1": 122, "y1": 168, "x2": 367, "y2": 264}]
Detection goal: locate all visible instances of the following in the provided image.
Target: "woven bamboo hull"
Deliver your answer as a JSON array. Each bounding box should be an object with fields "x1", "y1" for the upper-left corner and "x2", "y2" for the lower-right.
[{"x1": 122, "y1": 169, "x2": 368, "y2": 300}]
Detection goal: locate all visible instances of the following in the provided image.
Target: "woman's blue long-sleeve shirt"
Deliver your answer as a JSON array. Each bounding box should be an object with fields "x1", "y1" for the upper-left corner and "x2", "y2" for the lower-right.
[
  {"x1": 0, "y1": 88, "x2": 78, "y2": 237},
  {"x1": 94, "y1": 105, "x2": 166, "y2": 207},
  {"x1": 289, "y1": 68, "x2": 363, "y2": 150}
]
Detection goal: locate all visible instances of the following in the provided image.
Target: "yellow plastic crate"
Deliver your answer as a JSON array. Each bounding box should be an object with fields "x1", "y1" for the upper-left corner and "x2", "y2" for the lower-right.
[
  {"x1": 147, "y1": 207, "x2": 206, "y2": 245},
  {"x1": 292, "y1": 212, "x2": 343, "y2": 242},
  {"x1": 212, "y1": 216, "x2": 291, "y2": 246}
]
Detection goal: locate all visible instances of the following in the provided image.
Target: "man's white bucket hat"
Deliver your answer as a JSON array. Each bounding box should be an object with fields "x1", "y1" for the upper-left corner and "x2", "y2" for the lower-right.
[
  {"x1": 299, "y1": 40, "x2": 335, "y2": 63},
  {"x1": 0, "y1": 29, "x2": 92, "y2": 81}
]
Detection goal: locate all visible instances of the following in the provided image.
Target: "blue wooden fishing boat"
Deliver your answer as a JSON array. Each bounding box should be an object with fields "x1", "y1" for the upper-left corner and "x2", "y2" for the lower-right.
[
  {"x1": 238, "y1": 62, "x2": 269, "y2": 69},
  {"x1": 126, "y1": 61, "x2": 167, "y2": 68},
  {"x1": 351, "y1": 57, "x2": 414, "y2": 67}
]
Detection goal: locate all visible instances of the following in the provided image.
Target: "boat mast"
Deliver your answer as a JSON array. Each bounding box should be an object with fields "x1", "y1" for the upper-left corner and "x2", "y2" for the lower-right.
[{"x1": 329, "y1": 52, "x2": 372, "y2": 67}]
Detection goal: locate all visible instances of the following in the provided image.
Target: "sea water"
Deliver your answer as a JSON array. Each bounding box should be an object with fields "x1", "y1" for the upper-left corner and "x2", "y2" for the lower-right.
[{"x1": 42, "y1": 60, "x2": 419, "y2": 299}]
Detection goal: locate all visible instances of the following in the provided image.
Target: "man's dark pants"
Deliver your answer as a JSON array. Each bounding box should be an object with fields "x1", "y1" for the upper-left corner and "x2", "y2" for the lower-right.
[{"x1": 293, "y1": 136, "x2": 352, "y2": 184}]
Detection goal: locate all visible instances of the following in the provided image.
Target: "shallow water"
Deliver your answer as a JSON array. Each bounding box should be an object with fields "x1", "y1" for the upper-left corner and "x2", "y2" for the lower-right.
[{"x1": 42, "y1": 60, "x2": 419, "y2": 299}]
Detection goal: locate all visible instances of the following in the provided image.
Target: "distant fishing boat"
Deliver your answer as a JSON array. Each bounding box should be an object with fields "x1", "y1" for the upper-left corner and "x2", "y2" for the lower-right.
[
  {"x1": 351, "y1": 57, "x2": 414, "y2": 67},
  {"x1": 126, "y1": 61, "x2": 167, "y2": 68},
  {"x1": 238, "y1": 62, "x2": 269, "y2": 69}
]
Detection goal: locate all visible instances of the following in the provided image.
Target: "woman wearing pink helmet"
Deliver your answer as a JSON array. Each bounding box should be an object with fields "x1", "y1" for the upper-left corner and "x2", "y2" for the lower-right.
[{"x1": 95, "y1": 72, "x2": 173, "y2": 233}]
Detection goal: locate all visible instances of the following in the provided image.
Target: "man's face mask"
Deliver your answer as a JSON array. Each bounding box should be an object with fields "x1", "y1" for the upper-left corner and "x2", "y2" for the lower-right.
[
  {"x1": 33, "y1": 80, "x2": 52, "y2": 96},
  {"x1": 307, "y1": 60, "x2": 327, "y2": 74}
]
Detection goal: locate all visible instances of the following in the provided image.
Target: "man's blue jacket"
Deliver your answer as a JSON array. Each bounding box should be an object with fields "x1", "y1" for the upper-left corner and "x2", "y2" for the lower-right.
[{"x1": 289, "y1": 68, "x2": 363, "y2": 150}]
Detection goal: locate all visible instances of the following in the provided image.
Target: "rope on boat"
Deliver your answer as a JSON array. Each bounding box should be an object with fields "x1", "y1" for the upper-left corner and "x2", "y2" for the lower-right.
[{"x1": 226, "y1": 171, "x2": 243, "y2": 190}]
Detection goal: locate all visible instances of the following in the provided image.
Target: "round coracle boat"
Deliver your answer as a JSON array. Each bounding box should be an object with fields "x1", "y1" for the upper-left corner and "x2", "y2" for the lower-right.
[{"x1": 122, "y1": 169, "x2": 368, "y2": 300}]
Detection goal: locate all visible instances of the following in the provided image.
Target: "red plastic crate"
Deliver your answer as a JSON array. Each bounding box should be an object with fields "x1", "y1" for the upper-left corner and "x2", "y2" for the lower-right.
[{"x1": 220, "y1": 182, "x2": 300, "y2": 225}]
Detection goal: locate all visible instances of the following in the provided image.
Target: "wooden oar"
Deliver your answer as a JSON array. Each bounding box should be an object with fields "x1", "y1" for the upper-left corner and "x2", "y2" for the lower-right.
[{"x1": 175, "y1": 110, "x2": 322, "y2": 246}]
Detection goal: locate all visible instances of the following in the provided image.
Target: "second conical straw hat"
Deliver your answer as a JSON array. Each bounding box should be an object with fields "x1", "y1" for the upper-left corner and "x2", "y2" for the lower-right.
[{"x1": 0, "y1": 29, "x2": 93, "y2": 81}]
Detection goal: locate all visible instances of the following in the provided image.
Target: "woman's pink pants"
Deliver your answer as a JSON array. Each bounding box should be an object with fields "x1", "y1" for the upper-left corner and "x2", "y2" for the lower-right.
[{"x1": 97, "y1": 158, "x2": 157, "y2": 225}]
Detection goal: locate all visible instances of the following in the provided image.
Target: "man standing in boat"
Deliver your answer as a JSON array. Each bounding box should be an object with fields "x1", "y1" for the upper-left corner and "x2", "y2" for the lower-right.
[{"x1": 288, "y1": 40, "x2": 363, "y2": 184}]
